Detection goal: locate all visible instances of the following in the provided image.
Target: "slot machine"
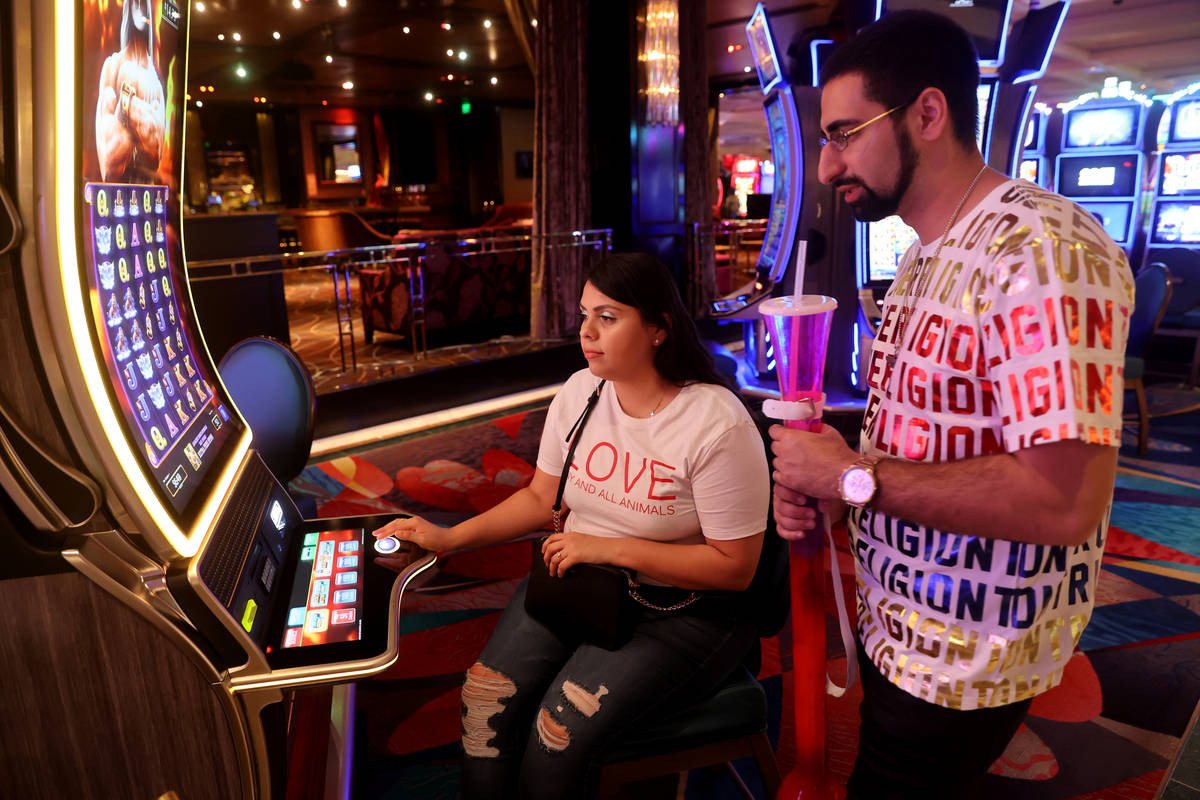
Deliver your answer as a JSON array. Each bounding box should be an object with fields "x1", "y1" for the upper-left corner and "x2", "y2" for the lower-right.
[
  {"x1": 1018, "y1": 104, "x2": 1053, "y2": 188},
  {"x1": 711, "y1": 4, "x2": 839, "y2": 384},
  {"x1": 847, "y1": 0, "x2": 1068, "y2": 393},
  {"x1": 0, "y1": 3, "x2": 432, "y2": 797},
  {"x1": 1054, "y1": 78, "x2": 1161, "y2": 256},
  {"x1": 1147, "y1": 85, "x2": 1200, "y2": 250}
]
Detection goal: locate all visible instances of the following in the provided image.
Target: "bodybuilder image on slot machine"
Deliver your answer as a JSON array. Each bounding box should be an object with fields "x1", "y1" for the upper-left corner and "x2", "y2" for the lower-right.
[{"x1": 95, "y1": 0, "x2": 165, "y2": 183}]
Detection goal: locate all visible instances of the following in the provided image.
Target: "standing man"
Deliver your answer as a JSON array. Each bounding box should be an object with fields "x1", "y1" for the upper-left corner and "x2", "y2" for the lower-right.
[
  {"x1": 770, "y1": 11, "x2": 1133, "y2": 799},
  {"x1": 96, "y1": 0, "x2": 165, "y2": 183}
]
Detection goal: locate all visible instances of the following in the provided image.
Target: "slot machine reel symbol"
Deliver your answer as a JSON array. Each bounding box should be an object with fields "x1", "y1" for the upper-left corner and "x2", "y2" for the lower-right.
[
  {"x1": 128, "y1": 189, "x2": 139, "y2": 216},
  {"x1": 138, "y1": 282, "x2": 147, "y2": 310},
  {"x1": 155, "y1": 308, "x2": 166, "y2": 333},
  {"x1": 163, "y1": 337, "x2": 176, "y2": 361},
  {"x1": 114, "y1": 190, "x2": 125, "y2": 217},
  {"x1": 106, "y1": 294, "x2": 123, "y2": 328},
  {"x1": 143, "y1": 220, "x2": 152, "y2": 246},
  {"x1": 95, "y1": 225, "x2": 112, "y2": 255},
  {"x1": 152, "y1": 343, "x2": 164, "y2": 370},
  {"x1": 158, "y1": 248, "x2": 167, "y2": 272},
  {"x1": 122, "y1": 363, "x2": 138, "y2": 390},
  {"x1": 95, "y1": 189, "x2": 109, "y2": 218},
  {"x1": 98, "y1": 260, "x2": 115, "y2": 290},
  {"x1": 146, "y1": 249, "x2": 156, "y2": 274},
  {"x1": 173, "y1": 363, "x2": 188, "y2": 387},
  {"x1": 164, "y1": 415, "x2": 179, "y2": 438},
  {"x1": 162, "y1": 373, "x2": 175, "y2": 397},
  {"x1": 150, "y1": 426, "x2": 167, "y2": 451},
  {"x1": 155, "y1": 192, "x2": 164, "y2": 214},
  {"x1": 114, "y1": 329, "x2": 131, "y2": 361},
  {"x1": 149, "y1": 279, "x2": 159, "y2": 304},
  {"x1": 144, "y1": 313, "x2": 155, "y2": 342},
  {"x1": 147, "y1": 383, "x2": 166, "y2": 411},
  {"x1": 174, "y1": 399, "x2": 189, "y2": 425},
  {"x1": 130, "y1": 323, "x2": 145, "y2": 352},
  {"x1": 130, "y1": 223, "x2": 140, "y2": 249},
  {"x1": 161, "y1": 276, "x2": 171, "y2": 298},
  {"x1": 183, "y1": 354, "x2": 196, "y2": 377},
  {"x1": 122, "y1": 287, "x2": 137, "y2": 319},
  {"x1": 185, "y1": 388, "x2": 197, "y2": 411},
  {"x1": 136, "y1": 352, "x2": 155, "y2": 380},
  {"x1": 118, "y1": 256, "x2": 131, "y2": 284},
  {"x1": 114, "y1": 223, "x2": 126, "y2": 251},
  {"x1": 135, "y1": 393, "x2": 150, "y2": 422},
  {"x1": 155, "y1": 220, "x2": 165, "y2": 243},
  {"x1": 142, "y1": 190, "x2": 152, "y2": 215},
  {"x1": 133, "y1": 253, "x2": 143, "y2": 279}
]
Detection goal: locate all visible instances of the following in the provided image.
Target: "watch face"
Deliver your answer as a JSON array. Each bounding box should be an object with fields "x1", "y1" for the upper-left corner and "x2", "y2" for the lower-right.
[{"x1": 842, "y1": 467, "x2": 876, "y2": 505}]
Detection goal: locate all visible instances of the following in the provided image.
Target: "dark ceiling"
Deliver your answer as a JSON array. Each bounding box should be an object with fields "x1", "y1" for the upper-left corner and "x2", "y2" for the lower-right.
[{"x1": 186, "y1": 0, "x2": 1200, "y2": 115}]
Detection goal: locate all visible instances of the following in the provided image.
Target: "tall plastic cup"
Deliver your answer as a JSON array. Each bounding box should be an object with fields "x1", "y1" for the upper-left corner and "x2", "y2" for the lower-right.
[
  {"x1": 759, "y1": 293, "x2": 839, "y2": 800},
  {"x1": 760, "y1": 295, "x2": 837, "y2": 431}
]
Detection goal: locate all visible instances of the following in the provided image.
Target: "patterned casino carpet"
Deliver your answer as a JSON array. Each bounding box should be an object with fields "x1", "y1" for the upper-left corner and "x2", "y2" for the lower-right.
[{"x1": 291, "y1": 402, "x2": 1200, "y2": 799}]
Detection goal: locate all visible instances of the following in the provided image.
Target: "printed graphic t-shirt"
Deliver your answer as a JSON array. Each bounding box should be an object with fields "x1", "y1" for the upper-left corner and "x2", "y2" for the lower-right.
[
  {"x1": 537, "y1": 369, "x2": 769, "y2": 554},
  {"x1": 853, "y1": 179, "x2": 1134, "y2": 710}
]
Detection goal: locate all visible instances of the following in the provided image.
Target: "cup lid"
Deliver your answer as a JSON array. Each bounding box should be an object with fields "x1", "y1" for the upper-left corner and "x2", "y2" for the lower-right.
[{"x1": 758, "y1": 294, "x2": 837, "y2": 316}]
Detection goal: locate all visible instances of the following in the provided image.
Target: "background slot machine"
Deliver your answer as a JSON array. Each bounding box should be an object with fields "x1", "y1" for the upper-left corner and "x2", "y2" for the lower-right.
[
  {"x1": 0, "y1": 2, "x2": 433, "y2": 797},
  {"x1": 1148, "y1": 86, "x2": 1200, "y2": 250},
  {"x1": 847, "y1": 0, "x2": 1067, "y2": 393},
  {"x1": 1019, "y1": 104, "x2": 1054, "y2": 188},
  {"x1": 710, "y1": 3, "x2": 838, "y2": 383},
  {"x1": 1054, "y1": 79, "x2": 1160, "y2": 258}
]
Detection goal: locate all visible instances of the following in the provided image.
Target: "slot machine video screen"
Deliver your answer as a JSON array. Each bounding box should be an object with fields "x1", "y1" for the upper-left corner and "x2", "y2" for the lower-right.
[
  {"x1": 1057, "y1": 154, "x2": 1139, "y2": 198},
  {"x1": 1019, "y1": 159, "x2": 1041, "y2": 184},
  {"x1": 867, "y1": 216, "x2": 919, "y2": 284},
  {"x1": 1169, "y1": 98, "x2": 1200, "y2": 144},
  {"x1": 1064, "y1": 106, "x2": 1138, "y2": 149},
  {"x1": 1076, "y1": 201, "x2": 1132, "y2": 244},
  {"x1": 746, "y1": 4, "x2": 781, "y2": 92},
  {"x1": 1023, "y1": 112, "x2": 1042, "y2": 151},
  {"x1": 883, "y1": 0, "x2": 1008, "y2": 66},
  {"x1": 1152, "y1": 201, "x2": 1200, "y2": 245},
  {"x1": 1159, "y1": 152, "x2": 1200, "y2": 196},
  {"x1": 279, "y1": 529, "x2": 365, "y2": 649},
  {"x1": 759, "y1": 96, "x2": 792, "y2": 273},
  {"x1": 79, "y1": 0, "x2": 245, "y2": 524}
]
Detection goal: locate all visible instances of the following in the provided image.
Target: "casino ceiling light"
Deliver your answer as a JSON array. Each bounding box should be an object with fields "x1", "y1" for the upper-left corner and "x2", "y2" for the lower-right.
[
  {"x1": 196, "y1": 100, "x2": 204, "y2": 107},
  {"x1": 424, "y1": 91, "x2": 435, "y2": 101},
  {"x1": 458, "y1": 50, "x2": 468, "y2": 61},
  {"x1": 490, "y1": 76, "x2": 498, "y2": 85},
  {"x1": 338, "y1": 0, "x2": 348, "y2": 6},
  {"x1": 446, "y1": 48, "x2": 454, "y2": 56},
  {"x1": 236, "y1": 64, "x2": 247, "y2": 78},
  {"x1": 217, "y1": 33, "x2": 224, "y2": 40},
  {"x1": 232, "y1": 32, "x2": 241, "y2": 42},
  {"x1": 403, "y1": 26, "x2": 411, "y2": 34},
  {"x1": 273, "y1": 31, "x2": 281, "y2": 40},
  {"x1": 484, "y1": 19, "x2": 492, "y2": 28},
  {"x1": 292, "y1": 0, "x2": 301, "y2": 8},
  {"x1": 441, "y1": 22, "x2": 452, "y2": 31},
  {"x1": 194, "y1": 1, "x2": 206, "y2": 11},
  {"x1": 342, "y1": 80, "x2": 354, "y2": 90},
  {"x1": 325, "y1": 54, "x2": 333, "y2": 63}
]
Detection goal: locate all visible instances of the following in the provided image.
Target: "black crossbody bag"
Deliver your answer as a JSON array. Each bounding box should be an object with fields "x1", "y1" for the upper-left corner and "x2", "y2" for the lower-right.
[{"x1": 524, "y1": 380, "x2": 699, "y2": 650}]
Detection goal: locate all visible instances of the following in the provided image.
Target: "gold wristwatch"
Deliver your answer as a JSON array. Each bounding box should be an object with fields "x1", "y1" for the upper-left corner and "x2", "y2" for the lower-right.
[{"x1": 839, "y1": 453, "x2": 883, "y2": 508}]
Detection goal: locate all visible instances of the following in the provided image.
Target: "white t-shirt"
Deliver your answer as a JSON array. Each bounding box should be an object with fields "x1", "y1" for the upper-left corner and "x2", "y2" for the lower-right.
[
  {"x1": 853, "y1": 179, "x2": 1134, "y2": 710},
  {"x1": 537, "y1": 369, "x2": 769, "y2": 558}
]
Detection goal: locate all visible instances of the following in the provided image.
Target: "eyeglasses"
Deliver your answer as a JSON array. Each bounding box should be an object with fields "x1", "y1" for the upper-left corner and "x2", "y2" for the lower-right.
[{"x1": 819, "y1": 99, "x2": 915, "y2": 152}]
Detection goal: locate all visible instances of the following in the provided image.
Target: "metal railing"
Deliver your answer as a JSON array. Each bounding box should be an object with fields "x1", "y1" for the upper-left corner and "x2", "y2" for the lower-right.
[
  {"x1": 187, "y1": 228, "x2": 612, "y2": 375},
  {"x1": 689, "y1": 219, "x2": 768, "y2": 315}
]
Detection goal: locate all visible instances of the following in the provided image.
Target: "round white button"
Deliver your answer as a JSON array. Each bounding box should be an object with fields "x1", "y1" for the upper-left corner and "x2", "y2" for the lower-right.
[{"x1": 374, "y1": 536, "x2": 401, "y2": 554}]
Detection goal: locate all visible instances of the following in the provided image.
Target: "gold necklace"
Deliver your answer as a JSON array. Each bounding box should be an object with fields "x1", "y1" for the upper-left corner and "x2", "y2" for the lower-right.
[{"x1": 885, "y1": 163, "x2": 989, "y2": 374}]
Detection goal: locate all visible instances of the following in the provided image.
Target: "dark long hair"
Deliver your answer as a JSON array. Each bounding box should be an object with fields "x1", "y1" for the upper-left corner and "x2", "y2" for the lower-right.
[{"x1": 584, "y1": 252, "x2": 732, "y2": 390}]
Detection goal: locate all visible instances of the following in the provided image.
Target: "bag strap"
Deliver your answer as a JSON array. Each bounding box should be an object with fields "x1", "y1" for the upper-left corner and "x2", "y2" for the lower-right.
[{"x1": 553, "y1": 380, "x2": 605, "y2": 534}]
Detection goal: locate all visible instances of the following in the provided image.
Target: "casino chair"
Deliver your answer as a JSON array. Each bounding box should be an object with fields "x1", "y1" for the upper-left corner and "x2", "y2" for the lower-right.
[
  {"x1": 1126, "y1": 263, "x2": 1173, "y2": 454},
  {"x1": 217, "y1": 336, "x2": 317, "y2": 512},
  {"x1": 1145, "y1": 248, "x2": 1200, "y2": 388}
]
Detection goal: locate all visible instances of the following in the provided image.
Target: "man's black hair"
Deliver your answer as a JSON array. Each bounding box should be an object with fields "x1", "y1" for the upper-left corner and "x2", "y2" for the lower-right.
[{"x1": 821, "y1": 10, "x2": 981, "y2": 149}]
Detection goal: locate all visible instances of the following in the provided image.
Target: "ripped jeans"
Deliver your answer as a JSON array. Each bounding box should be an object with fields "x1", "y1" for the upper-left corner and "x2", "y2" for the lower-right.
[{"x1": 459, "y1": 576, "x2": 757, "y2": 799}]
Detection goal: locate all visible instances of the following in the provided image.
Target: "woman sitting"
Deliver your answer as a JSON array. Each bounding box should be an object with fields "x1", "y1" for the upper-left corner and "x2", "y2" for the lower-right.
[{"x1": 373, "y1": 252, "x2": 771, "y2": 799}]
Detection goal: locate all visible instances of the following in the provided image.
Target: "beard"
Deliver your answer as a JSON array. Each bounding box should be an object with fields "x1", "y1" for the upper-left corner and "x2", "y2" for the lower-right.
[{"x1": 835, "y1": 124, "x2": 919, "y2": 223}]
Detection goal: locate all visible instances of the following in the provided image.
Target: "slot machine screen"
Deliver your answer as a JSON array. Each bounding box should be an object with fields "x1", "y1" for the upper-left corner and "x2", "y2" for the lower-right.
[
  {"x1": 79, "y1": 0, "x2": 245, "y2": 526},
  {"x1": 1057, "y1": 154, "x2": 1139, "y2": 198},
  {"x1": 1023, "y1": 111, "x2": 1041, "y2": 151},
  {"x1": 1019, "y1": 159, "x2": 1041, "y2": 184},
  {"x1": 1076, "y1": 201, "x2": 1132, "y2": 243},
  {"x1": 746, "y1": 4, "x2": 782, "y2": 93},
  {"x1": 1064, "y1": 106, "x2": 1138, "y2": 149},
  {"x1": 1169, "y1": 98, "x2": 1200, "y2": 144},
  {"x1": 883, "y1": 0, "x2": 1009, "y2": 67},
  {"x1": 867, "y1": 216, "x2": 919, "y2": 284},
  {"x1": 1151, "y1": 201, "x2": 1200, "y2": 245},
  {"x1": 759, "y1": 96, "x2": 792, "y2": 273},
  {"x1": 278, "y1": 528, "x2": 366, "y2": 650},
  {"x1": 1159, "y1": 152, "x2": 1200, "y2": 196}
]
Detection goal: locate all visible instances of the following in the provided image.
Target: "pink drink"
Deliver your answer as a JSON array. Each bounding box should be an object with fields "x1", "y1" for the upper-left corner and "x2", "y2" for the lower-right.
[{"x1": 759, "y1": 295, "x2": 837, "y2": 431}]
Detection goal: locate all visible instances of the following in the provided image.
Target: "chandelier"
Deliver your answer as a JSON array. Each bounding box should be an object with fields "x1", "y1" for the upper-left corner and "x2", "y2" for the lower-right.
[{"x1": 640, "y1": 0, "x2": 679, "y2": 126}]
